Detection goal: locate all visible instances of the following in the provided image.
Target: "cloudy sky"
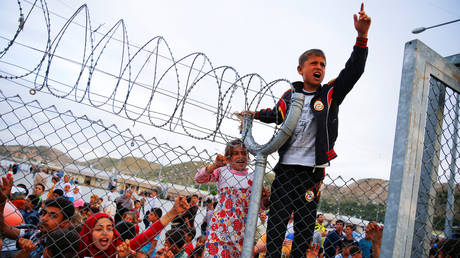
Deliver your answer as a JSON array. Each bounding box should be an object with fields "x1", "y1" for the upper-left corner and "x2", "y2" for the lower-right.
[{"x1": 1, "y1": 0, "x2": 459, "y2": 181}]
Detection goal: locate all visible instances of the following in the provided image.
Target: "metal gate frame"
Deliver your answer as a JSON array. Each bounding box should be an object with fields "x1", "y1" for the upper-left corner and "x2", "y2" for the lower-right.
[{"x1": 382, "y1": 39, "x2": 460, "y2": 257}]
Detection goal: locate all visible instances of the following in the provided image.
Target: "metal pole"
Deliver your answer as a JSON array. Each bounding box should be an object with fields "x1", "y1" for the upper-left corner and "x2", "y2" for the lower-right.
[
  {"x1": 241, "y1": 154, "x2": 267, "y2": 255},
  {"x1": 240, "y1": 91, "x2": 304, "y2": 257},
  {"x1": 444, "y1": 94, "x2": 459, "y2": 238}
]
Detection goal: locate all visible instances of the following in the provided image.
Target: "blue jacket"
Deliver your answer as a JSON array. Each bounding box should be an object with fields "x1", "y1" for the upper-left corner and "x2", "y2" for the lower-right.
[{"x1": 323, "y1": 230, "x2": 344, "y2": 258}]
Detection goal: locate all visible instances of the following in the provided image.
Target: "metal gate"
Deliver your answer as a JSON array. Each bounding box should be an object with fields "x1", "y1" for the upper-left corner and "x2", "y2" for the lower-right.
[{"x1": 382, "y1": 39, "x2": 460, "y2": 257}]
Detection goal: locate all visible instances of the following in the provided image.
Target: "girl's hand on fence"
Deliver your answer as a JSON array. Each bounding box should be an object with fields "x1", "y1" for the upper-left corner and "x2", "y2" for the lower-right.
[
  {"x1": 116, "y1": 240, "x2": 135, "y2": 258},
  {"x1": 214, "y1": 154, "x2": 227, "y2": 168},
  {"x1": 205, "y1": 154, "x2": 226, "y2": 174}
]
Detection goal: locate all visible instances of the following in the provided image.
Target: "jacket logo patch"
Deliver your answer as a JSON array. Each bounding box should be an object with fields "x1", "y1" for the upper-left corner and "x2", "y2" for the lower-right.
[
  {"x1": 305, "y1": 190, "x2": 315, "y2": 202},
  {"x1": 314, "y1": 100, "x2": 324, "y2": 111}
]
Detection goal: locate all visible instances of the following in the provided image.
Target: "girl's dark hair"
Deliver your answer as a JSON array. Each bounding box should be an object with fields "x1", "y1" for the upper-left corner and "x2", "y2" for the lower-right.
[
  {"x1": 115, "y1": 221, "x2": 136, "y2": 241},
  {"x1": 224, "y1": 139, "x2": 246, "y2": 158}
]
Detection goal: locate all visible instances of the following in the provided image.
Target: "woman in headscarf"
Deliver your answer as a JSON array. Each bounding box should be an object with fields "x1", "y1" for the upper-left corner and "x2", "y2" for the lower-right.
[
  {"x1": 79, "y1": 196, "x2": 189, "y2": 258},
  {"x1": 63, "y1": 183, "x2": 74, "y2": 202}
]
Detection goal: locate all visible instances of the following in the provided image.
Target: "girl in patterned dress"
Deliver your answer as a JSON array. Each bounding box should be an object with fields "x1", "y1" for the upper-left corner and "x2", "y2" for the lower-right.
[{"x1": 195, "y1": 139, "x2": 253, "y2": 258}]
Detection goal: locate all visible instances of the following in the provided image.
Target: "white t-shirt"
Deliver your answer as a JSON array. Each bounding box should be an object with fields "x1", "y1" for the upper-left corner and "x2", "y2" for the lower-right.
[
  {"x1": 281, "y1": 91, "x2": 329, "y2": 168},
  {"x1": 281, "y1": 93, "x2": 317, "y2": 166}
]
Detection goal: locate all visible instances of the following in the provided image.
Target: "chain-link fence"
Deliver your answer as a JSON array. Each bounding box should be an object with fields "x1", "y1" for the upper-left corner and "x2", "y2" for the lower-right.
[
  {"x1": 411, "y1": 76, "x2": 460, "y2": 257},
  {"x1": 0, "y1": 89, "x2": 391, "y2": 257},
  {"x1": 382, "y1": 40, "x2": 460, "y2": 258},
  {"x1": 1, "y1": 1, "x2": 458, "y2": 257}
]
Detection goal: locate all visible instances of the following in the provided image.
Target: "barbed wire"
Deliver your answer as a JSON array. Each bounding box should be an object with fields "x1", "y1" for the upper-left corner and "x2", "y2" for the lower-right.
[{"x1": 0, "y1": 0, "x2": 288, "y2": 143}]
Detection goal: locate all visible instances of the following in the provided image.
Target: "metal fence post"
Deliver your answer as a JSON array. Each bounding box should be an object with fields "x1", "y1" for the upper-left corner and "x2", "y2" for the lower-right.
[
  {"x1": 444, "y1": 95, "x2": 459, "y2": 238},
  {"x1": 240, "y1": 91, "x2": 304, "y2": 257}
]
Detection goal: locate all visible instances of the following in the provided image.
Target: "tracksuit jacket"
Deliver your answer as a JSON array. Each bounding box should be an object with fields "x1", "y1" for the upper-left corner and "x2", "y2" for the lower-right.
[{"x1": 254, "y1": 38, "x2": 368, "y2": 166}]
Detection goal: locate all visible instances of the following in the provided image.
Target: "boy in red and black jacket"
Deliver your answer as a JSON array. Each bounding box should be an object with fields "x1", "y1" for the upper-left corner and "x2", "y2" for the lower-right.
[{"x1": 241, "y1": 4, "x2": 371, "y2": 257}]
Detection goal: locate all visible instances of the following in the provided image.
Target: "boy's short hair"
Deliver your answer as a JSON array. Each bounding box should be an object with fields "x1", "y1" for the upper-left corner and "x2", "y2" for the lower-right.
[
  {"x1": 185, "y1": 227, "x2": 197, "y2": 239},
  {"x1": 224, "y1": 139, "x2": 246, "y2": 158},
  {"x1": 115, "y1": 221, "x2": 136, "y2": 241},
  {"x1": 44, "y1": 228, "x2": 80, "y2": 258},
  {"x1": 53, "y1": 189, "x2": 64, "y2": 197},
  {"x1": 349, "y1": 246, "x2": 361, "y2": 255},
  {"x1": 165, "y1": 228, "x2": 186, "y2": 249},
  {"x1": 35, "y1": 183, "x2": 45, "y2": 191},
  {"x1": 336, "y1": 219, "x2": 344, "y2": 225},
  {"x1": 90, "y1": 206, "x2": 101, "y2": 214},
  {"x1": 123, "y1": 211, "x2": 136, "y2": 219},
  {"x1": 44, "y1": 197, "x2": 75, "y2": 220},
  {"x1": 298, "y1": 49, "x2": 326, "y2": 67},
  {"x1": 150, "y1": 208, "x2": 163, "y2": 218},
  {"x1": 27, "y1": 194, "x2": 40, "y2": 207}
]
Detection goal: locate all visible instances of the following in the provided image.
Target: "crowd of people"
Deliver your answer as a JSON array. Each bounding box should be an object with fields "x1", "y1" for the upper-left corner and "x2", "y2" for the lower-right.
[
  {"x1": 2, "y1": 2, "x2": 459, "y2": 257},
  {"x1": 1, "y1": 169, "x2": 207, "y2": 258}
]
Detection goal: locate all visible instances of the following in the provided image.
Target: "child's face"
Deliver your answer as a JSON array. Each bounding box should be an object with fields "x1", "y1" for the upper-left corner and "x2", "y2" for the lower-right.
[
  {"x1": 135, "y1": 202, "x2": 141, "y2": 209},
  {"x1": 297, "y1": 55, "x2": 326, "y2": 88},
  {"x1": 228, "y1": 145, "x2": 249, "y2": 171},
  {"x1": 123, "y1": 214, "x2": 135, "y2": 223},
  {"x1": 148, "y1": 213, "x2": 159, "y2": 222},
  {"x1": 34, "y1": 185, "x2": 44, "y2": 195}
]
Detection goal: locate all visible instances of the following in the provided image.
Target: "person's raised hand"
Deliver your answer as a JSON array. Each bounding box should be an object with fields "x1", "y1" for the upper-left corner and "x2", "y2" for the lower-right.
[
  {"x1": 18, "y1": 238, "x2": 37, "y2": 253},
  {"x1": 0, "y1": 175, "x2": 13, "y2": 203},
  {"x1": 353, "y1": 3, "x2": 371, "y2": 38},
  {"x1": 306, "y1": 243, "x2": 320, "y2": 258},
  {"x1": 173, "y1": 196, "x2": 190, "y2": 215},
  {"x1": 367, "y1": 221, "x2": 383, "y2": 244},
  {"x1": 117, "y1": 239, "x2": 135, "y2": 258}
]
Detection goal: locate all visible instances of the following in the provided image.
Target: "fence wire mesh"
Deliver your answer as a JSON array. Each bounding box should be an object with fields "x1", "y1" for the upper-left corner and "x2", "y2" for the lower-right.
[
  {"x1": 1, "y1": 1, "x2": 457, "y2": 257},
  {"x1": 0, "y1": 90, "x2": 390, "y2": 257},
  {"x1": 411, "y1": 77, "x2": 460, "y2": 257}
]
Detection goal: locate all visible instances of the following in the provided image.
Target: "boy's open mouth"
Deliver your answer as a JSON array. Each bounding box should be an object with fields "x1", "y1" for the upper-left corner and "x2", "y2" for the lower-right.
[{"x1": 313, "y1": 72, "x2": 321, "y2": 78}]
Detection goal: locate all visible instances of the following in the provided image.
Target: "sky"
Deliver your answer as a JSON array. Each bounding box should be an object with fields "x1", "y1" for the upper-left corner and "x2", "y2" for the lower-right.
[{"x1": 0, "y1": 0, "x2": 459, "y2": 181}]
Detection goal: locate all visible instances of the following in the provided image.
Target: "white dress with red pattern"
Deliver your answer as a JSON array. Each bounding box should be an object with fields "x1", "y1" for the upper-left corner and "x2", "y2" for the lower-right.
[{"x1": 195, "y1": 165, "x2": 253, "y2": 258}]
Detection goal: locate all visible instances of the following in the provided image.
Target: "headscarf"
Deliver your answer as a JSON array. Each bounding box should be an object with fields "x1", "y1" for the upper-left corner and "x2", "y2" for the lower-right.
[{"x1": 79, "y1": 213, "x2": 122, "y2": 258}]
